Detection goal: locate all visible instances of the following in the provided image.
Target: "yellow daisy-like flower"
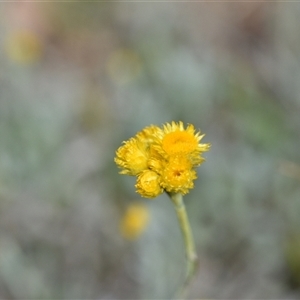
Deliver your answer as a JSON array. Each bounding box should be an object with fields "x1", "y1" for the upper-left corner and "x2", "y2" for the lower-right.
[
  {"x1": 135, "y1": 170, "x2": 163, "y2": 198},
  {"x1": 115, "y1": 137, "x2": 149, "y2": 175},
  {"x1": 115, "y1": 125, "x2": 162, "y2": 176},
  {"x1": 154, "y1": 121, "x2": 210, "y2": 164},
  {"x1": 161, "y1": 155, "x2": 197, "y2": 195},
  {"x1": 120, "y1": 202, "x2": 150, "y2": 240}
]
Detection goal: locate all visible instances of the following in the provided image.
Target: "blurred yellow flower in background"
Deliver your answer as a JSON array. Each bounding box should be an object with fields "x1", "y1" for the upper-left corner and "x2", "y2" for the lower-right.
[
  {"x1": 120, "y1": 202, "x2": 150, "y2": 240},
  {"x1": 115, "y1": 121, "x2": 210, "y2": 198},
  {"x1": 5, "y1": 30, "x2": 43, "y2": 64}
]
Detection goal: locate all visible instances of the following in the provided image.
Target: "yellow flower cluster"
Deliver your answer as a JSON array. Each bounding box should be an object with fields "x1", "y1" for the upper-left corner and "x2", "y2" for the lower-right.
[{"x1": 115, "y1": 121, "x2": 210, "y2": 198}]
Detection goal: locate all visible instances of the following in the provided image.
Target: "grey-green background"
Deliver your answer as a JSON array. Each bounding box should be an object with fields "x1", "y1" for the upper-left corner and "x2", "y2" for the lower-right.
[{"x1": 0, "y1": 2, "x2": 300, "y2": 299}]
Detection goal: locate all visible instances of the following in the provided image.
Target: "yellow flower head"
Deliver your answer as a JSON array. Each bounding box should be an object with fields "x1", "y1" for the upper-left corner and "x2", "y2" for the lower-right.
[
  {"x1": 115, "y1": 125, "x2": 162, "y2": 176},
  {"x1": 153, "y1": 121, "x2": 210, "y2": 164},
  {"x1": 115, "y1": 121, "x2": 210, "y2": 198},
  {"x1": 161, "y1": 155, "x2": 197, "y2": 195},
  {"x1": 120, "y1": 202, "x2": 150, "y2": 240},
  {"x1": 115, "y1": 137, "x2": 149, "y2": 175},
  {"x1": 135, "y1": 170, "x2": 163, "y2": 198}
]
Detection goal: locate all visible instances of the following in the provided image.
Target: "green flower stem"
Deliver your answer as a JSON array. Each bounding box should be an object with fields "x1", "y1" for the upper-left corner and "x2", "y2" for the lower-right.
[{"x1": 169, "y1": 192, "x2": 198, "y2": 295}]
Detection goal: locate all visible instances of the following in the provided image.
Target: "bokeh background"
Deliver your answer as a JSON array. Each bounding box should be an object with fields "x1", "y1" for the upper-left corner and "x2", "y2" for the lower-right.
[{"x1": 1, "y1": 1, "x2": 300, "y2": 299}]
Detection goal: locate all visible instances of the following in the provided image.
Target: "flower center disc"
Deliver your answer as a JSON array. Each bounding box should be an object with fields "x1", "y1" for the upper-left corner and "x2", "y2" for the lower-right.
[{"x1": 162, "y1": 131, "x2": 197, "y2": 155}]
